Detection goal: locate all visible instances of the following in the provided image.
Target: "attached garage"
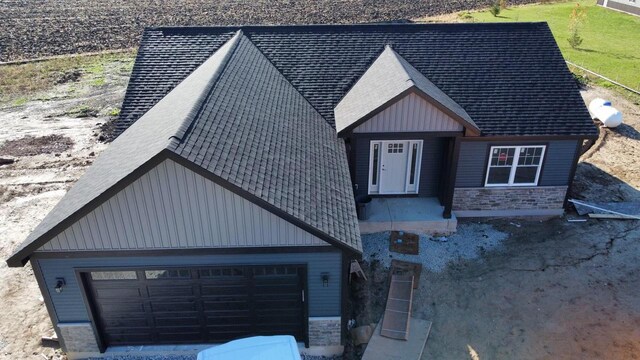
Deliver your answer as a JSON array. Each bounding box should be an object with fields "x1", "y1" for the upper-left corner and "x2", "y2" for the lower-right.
[
  {"x1": 83, "y1": 265, "x2": 307, "y2": 346},
  {"x1": 7, "y1": 29, "x2": 362, "y2": 359}
]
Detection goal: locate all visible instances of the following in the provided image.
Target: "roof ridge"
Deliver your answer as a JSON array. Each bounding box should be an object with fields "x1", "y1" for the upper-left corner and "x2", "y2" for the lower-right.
[
  {"x1": 384, "y1": 46, "x2": 479, "y2": 133},
  {"x1": 148, "y1": 22, "x2": 549, "y2": 32},
  {"x1": 170, "y1": 30, "x2": 243, "y2": 145},
  {"x1": 241, "y1": 34, "x2": 334, "y2": 129}
]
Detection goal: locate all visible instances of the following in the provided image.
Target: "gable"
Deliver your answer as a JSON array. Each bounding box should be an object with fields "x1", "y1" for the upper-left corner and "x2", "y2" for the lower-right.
[
  {"x1": 37, "y1": 159, "x2": 329, "y2": 252},
  {"x1": 334, "y1": 45, "x2": 478, "y2": 136},
  {"x1": 353, "y1": 92, "x2": 464, "y2": 133}
]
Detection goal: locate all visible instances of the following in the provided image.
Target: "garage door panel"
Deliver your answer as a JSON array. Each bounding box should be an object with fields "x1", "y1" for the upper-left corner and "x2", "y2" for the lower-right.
[
  {"x1": 205, "y1": 314, "x2": 251, "y2": 325},
  {"x1": 147, "y1": 285, "x2": 195, "y2": 297},
  {"x1": 153, "y1": 316, "x2": 201, "y2": 327},
  {"x1": 149, "y1": 300, "x2": 198, "y2": 312},
  {"x1": 203, "y1": 300, "x2": 250, "y2": 311},
  {"x1": 98, "y1": 302, "x2": 145, "y2": 313},
  {"x1": 157, "y1": 332, "x2": 204, "y2": 342},
  {"x1": 254, "y1": 285, "x2": 299, "y2": 295},
  {"x1": 95, "y1": 287, "x2": 142, "y2": 299},
  {"x1": 86, "y1": 265, "x2": 306, "y2": 346},
  {"x1": 200, "y1": 285, "x2": 249, "y2": 296},
  {"x1": 256, "y1": 312, "x2": 303, "y2": 320},
  {"x1": 255, "y1": 304, "x2": 302, "y2": 312},
  {"x1": 105, "y1": 333, "x2": 153, "y2": 344},
  {"x1": 101, "y1": 316, "x2": 150, "y2": 328}
]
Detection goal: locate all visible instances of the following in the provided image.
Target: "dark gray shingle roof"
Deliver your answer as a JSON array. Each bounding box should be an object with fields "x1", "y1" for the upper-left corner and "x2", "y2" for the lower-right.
[
  {"x1": 118, "y1": 23, "x2": 598, "y2": 137},
  {"x1": 171, "y1": 35, "x2": 360, "y2": 251},
  {"x1": 7, "y1": 32, "x2": 361, "y2": 266}
]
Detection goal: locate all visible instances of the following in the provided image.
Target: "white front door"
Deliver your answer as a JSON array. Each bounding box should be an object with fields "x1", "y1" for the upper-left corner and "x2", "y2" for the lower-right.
[{"x1": 379, "y1": 141, "x2": 410, "y2": 194}]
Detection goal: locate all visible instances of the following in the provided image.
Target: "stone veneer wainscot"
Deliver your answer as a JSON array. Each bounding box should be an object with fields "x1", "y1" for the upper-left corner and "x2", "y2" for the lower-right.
[{"x1": 453, "y1": 186, "x2": 568, "y2": 211}]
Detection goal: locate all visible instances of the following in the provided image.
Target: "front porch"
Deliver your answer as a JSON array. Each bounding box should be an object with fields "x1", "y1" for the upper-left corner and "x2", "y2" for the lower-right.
[{"x1": 358, "y1": 197, "x2": 457, "y2": 234}]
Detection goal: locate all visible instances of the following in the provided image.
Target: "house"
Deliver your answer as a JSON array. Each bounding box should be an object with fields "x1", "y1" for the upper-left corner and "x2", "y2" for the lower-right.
[
  {"x1": 7, "y1": 23, "x2": 597, "y2": 358},
  {"x1": 597, "y1": 0, "x2": 640, "y2": 16}
]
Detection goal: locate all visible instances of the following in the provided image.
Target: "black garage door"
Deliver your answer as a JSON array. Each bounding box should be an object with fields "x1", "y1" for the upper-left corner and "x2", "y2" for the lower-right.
[{"x1": 83, "y1": 265, "x2": 307, "y2": 346}]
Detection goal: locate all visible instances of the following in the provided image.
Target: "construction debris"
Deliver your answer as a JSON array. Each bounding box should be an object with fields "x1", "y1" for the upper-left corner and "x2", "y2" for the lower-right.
[
  {"x1": 570, "y1": 199, "x2": 640, "y2": 220},
  {"x1": 389, "y1": 231, "x2": 419, "y2": 255},
  {"x1": 0, "y1": 158, "x2": 15, "y2": 166},
  {"x1": 391, "y1": 260, "x2": 422, "y2": 289},
  {"x1": 351, "y1": 324, "x2": 376, "y2": 346},
  {"x1": 350, "y1": 259, "x2": 368, "y2": 281}
]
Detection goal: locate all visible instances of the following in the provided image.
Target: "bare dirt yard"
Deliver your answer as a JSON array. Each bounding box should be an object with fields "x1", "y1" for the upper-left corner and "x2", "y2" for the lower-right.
[
  {"x1": 0, "y1": 0, "x2": 544, "y2": 62},
  {"x1": 0, "y1": 52, "x2": 639, "y2": 360},
  {"x1": 0, "y1": 56, "x2": 128, "y2": 359}
]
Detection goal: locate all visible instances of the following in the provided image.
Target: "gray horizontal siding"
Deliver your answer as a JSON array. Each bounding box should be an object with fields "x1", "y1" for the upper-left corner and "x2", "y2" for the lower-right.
[
  {"x1": 34, "y1": 251, "x2": 342, "y2": 323},
  {"x1": 353, "y1": 93, "x2": 463, "y2": 133},
  {"x1": 606, "y1": 0, "x2": 640, "y2": 12},
  {"x1": 38, "y1": 159, "x2": 328, "y2": 252},
  {"x1": 455, "y1": 140, "x2": 579, "y2": 187},
  {"x1": 353, "y1": 133, "x2": 446, "y2": 198}
]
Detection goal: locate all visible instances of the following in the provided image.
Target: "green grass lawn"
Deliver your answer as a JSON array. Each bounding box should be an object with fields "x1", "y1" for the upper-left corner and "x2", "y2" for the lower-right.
[
  {"x1": 0, "y1": 51, "x2": 135, "y2": 105},
  {"x1": 469, "y1": 0, "x2": 640, "y2": 91}
]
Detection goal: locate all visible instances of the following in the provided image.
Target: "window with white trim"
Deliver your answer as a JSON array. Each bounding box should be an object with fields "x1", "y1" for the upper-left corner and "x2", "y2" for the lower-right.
[{"x1": 485, "y1": 145, "x2": 545, "y2": 186}]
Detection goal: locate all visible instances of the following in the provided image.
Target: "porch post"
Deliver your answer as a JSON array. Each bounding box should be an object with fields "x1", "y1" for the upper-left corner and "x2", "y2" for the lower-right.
[{"x1": 443, "y1": 136, "x2": 462, "y2": 219}]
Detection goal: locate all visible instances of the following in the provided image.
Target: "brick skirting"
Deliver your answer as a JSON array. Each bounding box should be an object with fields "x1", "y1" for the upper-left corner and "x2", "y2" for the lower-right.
[
  {"x1": 453, "y1": 186, "x2": 568, "y2": 211},
  {"x1": 308, "y1": 317, "x2": 341, "y2": 346},
  {"x1": 58, "y1": 322, "x2": 100, "y2": 354}
]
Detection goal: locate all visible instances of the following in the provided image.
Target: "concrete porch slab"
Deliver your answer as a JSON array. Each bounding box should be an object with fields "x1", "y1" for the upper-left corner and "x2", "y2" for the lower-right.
[
  {"x1": 362, "y1": 317, "x2": 432, "y2": 360},
  {"x1": 359, "y1": 197, "x2": 457, "y2": 234}
]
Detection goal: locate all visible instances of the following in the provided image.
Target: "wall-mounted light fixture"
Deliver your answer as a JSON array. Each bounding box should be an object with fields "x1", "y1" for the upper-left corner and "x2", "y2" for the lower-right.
[
  {"x1": 54, "y1": 278, "x2": 66, "y2": 293},
  {"x1": 321, "y1": 272, "x2": 330, "y2": 287}
]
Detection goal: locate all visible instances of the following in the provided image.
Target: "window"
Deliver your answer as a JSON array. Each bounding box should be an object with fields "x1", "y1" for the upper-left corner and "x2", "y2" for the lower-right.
[
  {"x1": 387, "y1": 143, "x2": 404, "y2": 153},
  {"x1": 90, "y1": 271, "x2": 137, "y2": 280},
  {"x1": 485, "y1": 145, "x2": 545, "y2": 186},
  {"x1": 371, "y1": 143, "x2": 379, "y2": 186},
  {"x1": 199, "y1": 268, "x2": 244, "y2": 278},
  {"x1": 145, "y1": 269, "x2": 191, "y2": 279},
  {"x1": 409, "y1": 143, "x2": 418, "y2": 185}
]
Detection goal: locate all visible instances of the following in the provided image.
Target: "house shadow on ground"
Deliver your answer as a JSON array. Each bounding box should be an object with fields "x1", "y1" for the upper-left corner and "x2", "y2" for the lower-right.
[{"x1": 613, "y1": 123, "x2": 640, "y2": 140}]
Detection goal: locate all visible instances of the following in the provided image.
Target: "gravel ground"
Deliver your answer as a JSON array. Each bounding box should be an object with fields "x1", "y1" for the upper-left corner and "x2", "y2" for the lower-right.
[
  {"x1": 362, "y1": 222, "x2": 509, "y2": 272},
  {"x1": 86, "y1": 354, "x2": 339, "y2": 360}
]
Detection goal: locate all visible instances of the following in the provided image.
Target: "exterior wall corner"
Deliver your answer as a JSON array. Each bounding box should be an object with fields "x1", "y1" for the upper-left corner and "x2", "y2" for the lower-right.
[{"x1": 57, "y1": 322, "x2": 100, "y2": 354}]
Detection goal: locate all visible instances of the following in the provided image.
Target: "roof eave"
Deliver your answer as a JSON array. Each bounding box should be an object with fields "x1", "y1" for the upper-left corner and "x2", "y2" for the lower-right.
[
  {"x1": 6, "y1": 150, "x2": 171, "y2": 267},
  {"x1": 6, "y1": 148, "x2": 362, "y2": 268}
]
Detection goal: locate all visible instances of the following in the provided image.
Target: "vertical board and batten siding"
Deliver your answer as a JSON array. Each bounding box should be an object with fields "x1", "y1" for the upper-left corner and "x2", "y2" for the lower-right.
[
  {"x1": 353, "y1": 133, "x2": 447, "y2": 198},
  {"x1": 37, "y1": 159, "x2": 328, "y2": 252},
  {"x1": 353, "y1": 93, "x2": 464, "y2": 133},
  {"x1": 455, "y1": 140, "x2": 580, "y2": 187},
  {"x1": 34, "y1": 251, "x2": 342, "y2": 322}
]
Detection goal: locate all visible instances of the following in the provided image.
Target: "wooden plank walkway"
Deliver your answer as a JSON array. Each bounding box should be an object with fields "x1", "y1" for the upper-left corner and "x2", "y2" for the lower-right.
[
  {"x1": 380, "y1": 274, "x2": 414, "y2": 340},
  {"x1": 362, "y1": 318, "x2": 432, "y2": 360}
]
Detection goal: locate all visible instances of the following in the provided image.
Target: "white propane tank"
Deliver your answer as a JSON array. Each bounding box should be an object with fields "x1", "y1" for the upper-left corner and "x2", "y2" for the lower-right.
[
  {"x1": 588, "y1": 98, "x2": 623, "y2": 128},
  {"x1": 588, "y1": 98, "x2": 609, "y2": 119}
]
